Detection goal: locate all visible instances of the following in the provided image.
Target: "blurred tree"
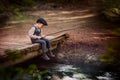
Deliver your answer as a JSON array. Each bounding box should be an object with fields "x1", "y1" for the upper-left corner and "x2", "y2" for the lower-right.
[
  {"x1": 102, "y1": 0, "x2": 120, "y2": 22},
  {"x1": 100, "y1": 0, "x2": 120, "y2": 73},
  {"x1": 0, "y1": 0, "x2": 35, "y2": 25},
  {"x1": 102, "y1": 0, "x2": 120, "y2": 9},
  {"x1": 0, "y1": 0, "x2": 35, "y2": 13},
  {"x1": 101, "y1": 39, "x2": 120, "y2": 72}
]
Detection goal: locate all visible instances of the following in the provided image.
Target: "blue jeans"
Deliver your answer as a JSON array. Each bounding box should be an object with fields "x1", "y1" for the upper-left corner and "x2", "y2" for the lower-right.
[{"x1": 32, "y1": 38, "x2": 51, "y2": 54}]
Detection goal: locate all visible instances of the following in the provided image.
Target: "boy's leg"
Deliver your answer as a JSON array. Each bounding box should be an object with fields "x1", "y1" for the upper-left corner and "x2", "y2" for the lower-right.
[
  {"x1": 41, "y1": 38, "x2": 51, "y2": 49},
  {"x1": 33, "y1": 39, "x2": 50, "y2": 60},
  {"x1": 42, "y1": 38, "x2": 55, "y2": 57}
]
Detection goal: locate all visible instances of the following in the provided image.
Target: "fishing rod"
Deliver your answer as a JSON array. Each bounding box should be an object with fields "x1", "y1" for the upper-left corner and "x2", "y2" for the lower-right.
[{"x1": 46, "y1": 25, "x2": 81, "y2": 36}]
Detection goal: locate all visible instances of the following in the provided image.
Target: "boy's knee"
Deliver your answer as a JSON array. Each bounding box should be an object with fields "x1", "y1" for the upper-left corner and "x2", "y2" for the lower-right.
[
  {"x1": 45, "y1": 39, "x2": 50, "y2": 43},
  {"x1": 41, "y1": 41, "x2": 46, "y2": 45}
]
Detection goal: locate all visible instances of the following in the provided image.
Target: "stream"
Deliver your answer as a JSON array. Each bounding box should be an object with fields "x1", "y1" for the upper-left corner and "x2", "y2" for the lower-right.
[{"x1": 0, "y1": 54, "x2": 119, "y2": 80}]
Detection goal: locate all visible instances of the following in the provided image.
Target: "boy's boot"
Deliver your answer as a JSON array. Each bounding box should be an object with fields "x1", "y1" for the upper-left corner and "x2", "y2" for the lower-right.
[
  {"x1": 42, "y1": 54, "x2": 50, "y2": 60},
  {"x1": 49, "y1": 51, "x2": 55, "y2": 57}
]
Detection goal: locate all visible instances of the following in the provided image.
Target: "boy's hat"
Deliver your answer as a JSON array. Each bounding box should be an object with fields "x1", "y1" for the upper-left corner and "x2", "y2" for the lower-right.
[{"x1": 36, "y1": 18, "x2": 48, "y2": 26}]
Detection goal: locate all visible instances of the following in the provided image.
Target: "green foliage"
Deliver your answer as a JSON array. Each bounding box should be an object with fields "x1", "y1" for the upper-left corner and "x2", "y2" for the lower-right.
[
  {"x1": 45, "y1": 0, "x2": 82, "y2": 5},
  {"x1": 15, "y1": 67, "x2": 25, "y2": 74},
  {"x1": 0, "y1": 67, "x2": 18, "y2": 80},
  {"x1": 0, "y1": 64, "x2": 56, "y2": 80},
  {"x1": 12, "y1": 11, "x2": 26, "y2": 20},
  {"x1": 102, "y1": 0, "x2": 120, "y2": 22},
  {"x1": 103, "y1": 8, "x2": 120, "y2": 22},
  {"x1": 101, "y1": 39, "x2": 120, "y2": 68},
  {"x1": 112, "y1": 28, "x2": 120, "y2": 36},
  {"x1": 26, "y1": 64, "x2": 37, "y2": 74},
  {"x1": 0, "y1": 0, "x2": 36, "y2": 25},
  {"x1": 94, "y1": 0, "x2": 120, "y2": 73},
  {"x1": 0, "y1": 64, "x2": 38, "y2": 80},
  {"x1": 0, "y1": 14, "x2": 9, "y2": 26},
  {"x1": 102, "y1": 0, "x2": 120, "y2": 9},
  {"x1": 0, "y1": 0, "x2": 35, "y2": 13}
]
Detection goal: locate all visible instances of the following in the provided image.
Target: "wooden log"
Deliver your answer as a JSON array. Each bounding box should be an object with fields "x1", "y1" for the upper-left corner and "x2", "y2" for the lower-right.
[{"x1": 0, "y1": 33, "x2": 69, "y2": 68}]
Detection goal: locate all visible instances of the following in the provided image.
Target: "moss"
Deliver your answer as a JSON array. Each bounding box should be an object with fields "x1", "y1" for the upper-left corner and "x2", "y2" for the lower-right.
[
  {"x1": 5, "y1": 49, "x2": 23, "y2": 61},
  {"x1": 112, "y1": 28, "x2": 120, "y2": 36}
]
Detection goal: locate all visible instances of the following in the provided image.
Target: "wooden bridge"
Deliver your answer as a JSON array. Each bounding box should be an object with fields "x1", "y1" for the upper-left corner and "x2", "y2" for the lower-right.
[{"x1": 0, "y1": 33, "x2": 69, "y2": 68}]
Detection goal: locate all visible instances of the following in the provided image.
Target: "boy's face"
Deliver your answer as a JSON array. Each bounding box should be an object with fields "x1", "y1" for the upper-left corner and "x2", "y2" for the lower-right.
[{"x1": 37, "y1": 23, "x2": 44, "y2": 28}]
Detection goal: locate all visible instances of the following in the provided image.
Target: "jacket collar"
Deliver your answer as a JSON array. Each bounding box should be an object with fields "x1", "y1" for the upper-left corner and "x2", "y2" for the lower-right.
[{"x1": 34, "y1": 24, "x2": 39, "y2": 29}]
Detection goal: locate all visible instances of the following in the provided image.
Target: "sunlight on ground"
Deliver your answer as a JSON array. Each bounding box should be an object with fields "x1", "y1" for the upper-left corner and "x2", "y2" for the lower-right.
[
  {"x1": 28, "y1": 9, "x2": 90, "y2": 16},
  {"x1": 55, "y1": 13, "x2": 97, "y2": 20},
  {"x1": 60, "y1": 9, "x2": 90, "y2": 14},
  {"x1": 92, "y1": 32, "x2": 115, "y2": 40}
]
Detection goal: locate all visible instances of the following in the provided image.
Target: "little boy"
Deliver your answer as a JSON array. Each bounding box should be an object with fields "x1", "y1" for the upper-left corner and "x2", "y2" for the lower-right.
[{"x1": 28, "y1": 18, "x2": 55, "y2": 60}]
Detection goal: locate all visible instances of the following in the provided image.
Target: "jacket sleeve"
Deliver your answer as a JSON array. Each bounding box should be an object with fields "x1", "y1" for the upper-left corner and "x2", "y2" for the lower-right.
[{"x1": 28, "y1": 27, "x2": 38, "y2": 39}]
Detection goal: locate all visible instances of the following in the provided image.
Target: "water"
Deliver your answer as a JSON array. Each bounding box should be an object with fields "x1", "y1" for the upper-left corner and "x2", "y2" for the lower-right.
[{"x1": 1, "y1": 64, "x2": 117, "y2": 80}]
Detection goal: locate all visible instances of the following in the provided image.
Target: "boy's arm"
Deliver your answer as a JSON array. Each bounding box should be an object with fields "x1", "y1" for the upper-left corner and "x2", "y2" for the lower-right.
[{"x1": 28, "y1": 27, "x2": 41, "y2": 39}]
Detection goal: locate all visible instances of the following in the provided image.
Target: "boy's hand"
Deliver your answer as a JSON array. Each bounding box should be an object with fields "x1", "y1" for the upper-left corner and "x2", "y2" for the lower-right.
[
  {"x1": 41, "y1": 35, "x2": 46, "y2": 38},
  {"x1": 37, "y1": 35, "x2": 46, "y2": 39},
  {"x1": 37, "y1": 36, "x2": 42, "y2": 39}
]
